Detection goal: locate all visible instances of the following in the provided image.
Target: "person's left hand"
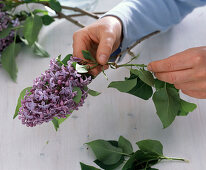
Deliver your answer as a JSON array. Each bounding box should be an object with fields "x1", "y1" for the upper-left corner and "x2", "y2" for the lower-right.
[{"x1": 148, "y1": 46, "x2": 206, "y2": 99}]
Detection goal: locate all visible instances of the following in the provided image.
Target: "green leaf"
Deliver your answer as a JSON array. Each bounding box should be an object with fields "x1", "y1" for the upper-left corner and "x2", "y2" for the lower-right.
[
  {"x1": 1, "y1": 42, "x2": 21, "y2": 81},
  {"x1": 49, "y1": 0, "x2": 62, "y2": 12},
  {"x1": 80, "y1": 162, "x2": 100, "y2": 170},
  {"x1": 118, "y1": 136, "x2": 133, "y2": 154},
  {"x1": 82, "y1": 50, "x2": 96, "y2": 62},
  {"x1": 23, "y1": 15, "x2": 43, "y2": 46},
  {"x1": 52, "y1": 114, "x2": 71, "y2": 131},
  {"x1": 52, "y1": 118, "x2": 59, "y2": 131},
  {"x1": 108, "y1": 79, "x2": 137, "y2": 92},
  {"x1": 131, "y1": 69, "x2": 155, "y2": 87},
  {"x1": 41, "y1": 15, "x2": 55, "y2": 25},
  {"x1": 72, "y1": 87, "x2": 82, "y2": 104},
  {"x1": 73, "y1": 62, "x2": 88, "y2": 73},
  {"x1": 14, "y1": 87, "x2": 32, "y2": 119},
  {"x1": 122, "y1": 150, "x2": 159, "y2": 170},
  {"x1": 0, "y1": 24, "x2": 12, "y2": 39},
  {"x1": 152, "y1": 84, "x2": 181, "y2": 128},
  {"x1": 177, "y1": 99, "x2": 197, "y2": 116},
  {"x1": 88, "y1": 89, "x2": 101, "y2": 96},
  {"x1": 33, "y1": 9, "x2": 48, "y2": 15},
  {"x1": 33, "y1": 42, "x2": 49, "y2": 57},
  {"x1": 136, "y1": 139, "x2": 163, "y2": 156},
  {"x1": 127, "y1": 78, "x2": 153, "y2": 100},
  {"x1": 19, "y1": 37, "x2": 29, "y2": 45},
  {"x1": 154, "y1": 79, "x2": 165, "y2": 89},
  {"x1": 94, "y1": 156, "x2": 124, "y2": 170},
  {"x1": 86, "y1": 140, "x2": 123, "y2": 165},
  {"x1": 62, "y1": 54, "x2": 72, "y2": 65}
]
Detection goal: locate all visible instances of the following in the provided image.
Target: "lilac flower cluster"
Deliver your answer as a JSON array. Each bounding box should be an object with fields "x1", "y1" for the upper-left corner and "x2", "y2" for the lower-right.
[
  {"x1": 0, "y1": 2, "x2": 19, "y2": 56},
  {"x1": 18, "y1": 58, "x2": 91, "y2": 127}
]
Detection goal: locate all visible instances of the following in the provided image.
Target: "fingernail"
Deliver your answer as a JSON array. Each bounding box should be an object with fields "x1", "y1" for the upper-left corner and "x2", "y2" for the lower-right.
[{"x1": 147, "y1": 64, "x2": 152, "y2": 71}]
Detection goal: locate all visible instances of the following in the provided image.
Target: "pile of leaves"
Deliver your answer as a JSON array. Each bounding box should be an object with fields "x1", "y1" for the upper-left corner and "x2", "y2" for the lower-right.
[{"x1": 80, "y1": 136, "x2": 187, "y2": 170}]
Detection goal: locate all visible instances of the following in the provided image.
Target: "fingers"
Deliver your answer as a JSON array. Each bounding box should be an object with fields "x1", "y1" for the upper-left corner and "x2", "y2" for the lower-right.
[
  {"x1": 72, "y1": 29, "x2": 89, "y2": 59},
  {"x1": 148, "y1": 50, "x2": 194, "y2": 73},
  {"x1": 96, "y1": 33, "x2": 115, "y2": 65},
  {"x1": 155, "y1": 68, "x2": 196, "y2": 84},
  {"x1": 182, "y1": 90, "x2": 206, "y2": 99},
  {"x1": 175, "y1": 81, "x2": 206, "y2": 91}
]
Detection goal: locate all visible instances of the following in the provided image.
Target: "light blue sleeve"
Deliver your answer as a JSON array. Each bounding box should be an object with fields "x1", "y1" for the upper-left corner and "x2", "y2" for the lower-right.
[{"x1": 104, "y1": 0, "x2": 206, "y2": 52}]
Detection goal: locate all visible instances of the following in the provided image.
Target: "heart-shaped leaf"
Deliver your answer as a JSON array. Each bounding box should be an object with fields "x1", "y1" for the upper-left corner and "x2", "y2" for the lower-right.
[
  {"x1": 14, "y1": 87, "x2": 32, "y2": 119},
  {"x1": 86, "y1": 140, "x2": 123, "y2": 165},
  {"x1": 136, "y1": 139, "x2": 163, "y2": 156}
]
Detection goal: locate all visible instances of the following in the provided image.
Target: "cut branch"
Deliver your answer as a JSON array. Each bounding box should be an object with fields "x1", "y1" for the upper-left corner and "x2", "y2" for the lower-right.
[
  {"x1": 61, "y1": 5, "x2": 100, "y2": 19},
  {"x1": 116, "y1": 31, "x2": 160, "y2": 58},
  {"x1": 57, "y1": 12, "x2": 85, "y2": 28}
]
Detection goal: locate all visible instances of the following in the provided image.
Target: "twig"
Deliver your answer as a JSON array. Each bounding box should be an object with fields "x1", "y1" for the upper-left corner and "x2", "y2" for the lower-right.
[
  {"x1": 53, "y1": 12, "x2": 106, "y2": 18},
  {"x1": 61, "y1": 5, "x2": 100, "y2": 19},
  {"x1": 116, "y1": 31, "x2": 160, "y2": 57},
  {"x1": 68, "y1": 12, "x2": 105, "y2": 17},
  {"x1": 57, "y1": 12, "x2": 85, "y2": 28}
]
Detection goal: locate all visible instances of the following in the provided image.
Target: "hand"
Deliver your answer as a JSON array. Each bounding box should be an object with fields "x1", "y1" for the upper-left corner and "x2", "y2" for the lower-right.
[
  {"x1": 148, "y1": 47, "x2": 206, "y2": 99},
  {"x1": 72, "y1": 16, "x2": 122, "y2": 76}
]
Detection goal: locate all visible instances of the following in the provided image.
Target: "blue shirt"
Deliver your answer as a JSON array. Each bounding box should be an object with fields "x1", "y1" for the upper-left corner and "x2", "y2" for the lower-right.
[{"x1": 104, "y1": 0, "x2": 206, "y2": 53}]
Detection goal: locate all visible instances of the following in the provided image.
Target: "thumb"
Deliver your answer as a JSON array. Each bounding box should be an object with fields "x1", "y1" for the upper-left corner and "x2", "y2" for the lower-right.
[{"x1": 96, "y1": 36, "x2": 115, "y2": 65}]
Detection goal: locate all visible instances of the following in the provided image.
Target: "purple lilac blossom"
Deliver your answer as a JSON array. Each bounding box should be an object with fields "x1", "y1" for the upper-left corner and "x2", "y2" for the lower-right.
[
  {"x1": 0, "y1": 2, "x2": 20, "y2": 57},
  {"x1": 18, "y1": 58, "x2": 91, "y2": 127}
]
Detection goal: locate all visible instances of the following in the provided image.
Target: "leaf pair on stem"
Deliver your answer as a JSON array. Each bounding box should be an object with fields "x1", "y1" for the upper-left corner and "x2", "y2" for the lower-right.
[{"x1": 80, "y1": 136, "x2": 188, "y2": 170}]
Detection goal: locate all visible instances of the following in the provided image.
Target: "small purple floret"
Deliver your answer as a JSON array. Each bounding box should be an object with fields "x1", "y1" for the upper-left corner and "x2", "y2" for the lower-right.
[{"x1": 18, "y1": 58, "x2": 91, "y2": 127}]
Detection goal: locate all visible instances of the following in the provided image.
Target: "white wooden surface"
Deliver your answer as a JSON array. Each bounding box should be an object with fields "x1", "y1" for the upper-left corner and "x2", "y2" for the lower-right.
[{"x1": 0, "y1": 1, "x2": 206, "y2": 170}]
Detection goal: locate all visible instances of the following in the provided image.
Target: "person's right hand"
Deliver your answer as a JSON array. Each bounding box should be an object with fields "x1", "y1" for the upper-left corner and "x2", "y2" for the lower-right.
[{"x1": 72, "y1": 16, "x2": 122, "y2": 76}]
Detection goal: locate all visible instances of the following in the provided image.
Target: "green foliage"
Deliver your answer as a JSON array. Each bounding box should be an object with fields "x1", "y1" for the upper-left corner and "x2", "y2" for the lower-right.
[
  {"x1": 118, "y1": 136, "x2": 133, "y2": 154},
  {"x1": 72, "y1": 87, "x2": 82, "y2": 104},
  {"x1": 80, "y1": 162, "x2": 100, "y2": 170},
  {"x1": 108, "y1": 79, "x2": 137, "y2": 92},
  {"x1": 1, "y1": 42, "x2": 21, "y2": 81},
  {"x1": 33, "y1": 42, "x2": 49, "y2": 57},
  {"x1": 82, "y1": 50, "x2": 96, "y2": 62},
  {"x1": 52, "y1": 114, "x2": 71, "y2": 131},
  {"x1": 84, "y1": 136, "x2": 187, "y2": 170},
  {"x1": 109, "y1": 67, "x2": 196, "y2": 128},
  {"x1": 86, "y1": 140, "x2": 123, "y2": 165},
  {"x1": 127, "y1": 78, "x2": 153, "y2": 100},
  {"x1": 41, "y1": 15, "x2": 55, "y2": 25},
  {"x1": 33, "y1": 9, "x2": 48, "y2": 15},
  {"x1": 177, "y1": 99, "x2": 197, "y2": 116},
  {"x1": 13, "y1": 87, "x2": 32, "y2": 119},
  {"x1": 153, "y1": 83, "x2": 180, "y2": 128},
  {"x1": 108, "y1": 70, "x2": 153, "y2": 100},
  {"x1": 94, "y1": 156, "x2": 124, "y2": 170},
  {"x1": 131, "y1": 69, "x2": 155, "y2": 87},
  {"x1": 136, "y1": 140, "x2": 163, "y2": 156},
  {"x1": 88, "y1": 89, "x2": 101, "y2": 96},
  {"x1": 23, "y1": 15, "x2": 43, "y2": 46},
  {"x1": 62, "y1": 54, "x2": 72, "y2": 65},
  {"x1": 49, "y1": 0, "x2": 62, "y2": 12}
]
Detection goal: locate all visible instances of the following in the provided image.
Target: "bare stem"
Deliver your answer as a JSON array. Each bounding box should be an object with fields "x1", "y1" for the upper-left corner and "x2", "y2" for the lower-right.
[
  {"x1": 61, "y1": 5, "x2": 100, "y2": 19},
  {"x1": 115, "y1": 31, "x2": 160, "y2": 58},
  {"x1": 160, "y1": 156, "x2": 189, "y2": 163},
  {"x1": 56, "y1": 12, "x2": 85, "y2": 28}
]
